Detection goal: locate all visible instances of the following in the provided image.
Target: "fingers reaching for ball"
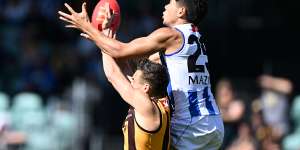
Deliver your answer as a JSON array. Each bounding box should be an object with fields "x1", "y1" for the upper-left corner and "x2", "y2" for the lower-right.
[{"x1": 58, "y1": 2, "x2": 90, "y2": 32}]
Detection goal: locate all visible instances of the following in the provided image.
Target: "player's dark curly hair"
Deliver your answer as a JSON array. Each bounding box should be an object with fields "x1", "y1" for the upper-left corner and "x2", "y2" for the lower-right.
[
  {"x1": 137, "y1": 59, "x2": 169, "y2": 99},
  {"x1": 176, "y1": 0, "x2": 208, "y2": 25}
]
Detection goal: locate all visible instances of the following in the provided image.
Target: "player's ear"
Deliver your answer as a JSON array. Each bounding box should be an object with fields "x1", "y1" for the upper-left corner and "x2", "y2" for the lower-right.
[
  {"x1": 143, "y1": 83, "x2": 151, "y2": 93},
  {"x1": 127, "y1": 75, "x2": 133, "y2": 83},
  {"x1": 177, "y1": 6, "x2": 186, "y2": 18}
]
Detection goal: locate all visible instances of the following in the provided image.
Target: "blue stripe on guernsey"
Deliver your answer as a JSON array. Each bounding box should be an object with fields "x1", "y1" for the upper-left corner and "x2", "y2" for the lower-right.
[
  {"x1": 159, "y1": 51, "x2": 175, "y2": 115},
  {"x1": 203, "y1": 87, "x2": 216, "y2": 115},
  {"x1": 188, "y1": 91, "x2": 201, "y2": 117},
  {"x1": 165, "y1": 28, "x2": 185, "y2": 57},
  {"x1": 167, "y1": 83, "x2": 175, "y2": 115}
]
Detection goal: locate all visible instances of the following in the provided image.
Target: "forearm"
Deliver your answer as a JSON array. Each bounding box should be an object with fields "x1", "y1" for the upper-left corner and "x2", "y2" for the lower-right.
[
  {"x1": 85, "y1": 24, "x2": 164, "y2": 59},
  {"x1": 270, "y1": 78, "x2": 293, "y2": 94},
  {"x1": 102, "y1": 52, "x2": 121, "y2": 80},
  {"x1": 83, "y1": 23, "x2": 124, "y2": 58},
  {"x1": 102, "y1": 53, "x2": 153, "y2": 113},
  {"x1": 102, "y1": 53, "x2": 133, "y2": 100}
]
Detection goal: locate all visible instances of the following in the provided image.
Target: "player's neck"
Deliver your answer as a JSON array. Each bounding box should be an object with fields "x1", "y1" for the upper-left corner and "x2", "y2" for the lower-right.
[{"x1": 171, "y1": 19, "x2": 189, "y2": 27}]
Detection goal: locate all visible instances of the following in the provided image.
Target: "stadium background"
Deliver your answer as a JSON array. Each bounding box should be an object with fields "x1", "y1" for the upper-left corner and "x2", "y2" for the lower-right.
[{"x1": 0, "y1": 0, "x2": 299, "y2": 149}]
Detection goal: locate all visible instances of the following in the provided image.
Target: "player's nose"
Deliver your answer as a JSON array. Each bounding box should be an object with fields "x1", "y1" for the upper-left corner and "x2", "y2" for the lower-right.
[{"x1": 164, "y1": 4, "x2": 168, "y2": 10}]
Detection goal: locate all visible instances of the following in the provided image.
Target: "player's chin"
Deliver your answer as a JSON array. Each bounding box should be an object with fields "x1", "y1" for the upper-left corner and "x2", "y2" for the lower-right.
[
  {"x1": 162, "y1": 17, "x2": 167, "y2": 25},
  {"x1": 162, "y1": 20, "x2": 169, "y2": 27}
]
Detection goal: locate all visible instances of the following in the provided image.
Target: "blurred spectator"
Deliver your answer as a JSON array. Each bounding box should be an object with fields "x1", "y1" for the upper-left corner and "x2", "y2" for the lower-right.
[
  {"x1": 136, "y1": 1, "x2": 159, "y2": 35},
  {"x1": 0, "y1": 92, "x2": 10, "y2": 149},
  {"x1": 17, "y1": 39, "x2": 56, "y2": 95},
  {"x1": 216, "y1": 78, "x2": 245, "y2": 148},
  {"x1": 0, "y1": 92, "x2": 27, "y2": 149},
  {"x1": 2, "y1": 0, "x2": 31, "y2": 24},
  {"x1": 261, "y1": 134, "x2": 281, "y2": 150},
  {"x1": 257, "y1": 74, "x2": 293, "y2": 141},
  {"x1": 250, "y1": 100, "x2": 265, "y2": 146},
  {"x1": 227, "y1": 122, "x2": 257, "y2": 150},
  {"x1": 50, "y1": 100, "x2": 77, "y2": 150},
  {"x1": 251, "y1": 100, "x2": 280, "y2": 150},
  {"x1": 282, "y1": 95, "x2": 300, "y2": 150},
  {"x1": 36, "y1": 0, "x2": 63, "y2": 21},
  {"x1": 0, "y1": 92, "x2": 10, "y2": 133},
  {"x1": 10, "y1": 92, "x2": 53, "y2": 150}
]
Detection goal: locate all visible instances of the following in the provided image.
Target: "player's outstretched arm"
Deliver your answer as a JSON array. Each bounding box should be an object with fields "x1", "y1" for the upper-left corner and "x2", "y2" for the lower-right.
[
  {"x1": 98, "y1": 29, "x2": 154, "y2": 117},
  {"x1": 58, "y1": 3, "x2": 176, "y2": 59},
  {"x1": 94, "y1": 27, "x2": 176, "y2": 58},
  {"x1": 102, "y1": 52, "x2": 154, "y2": 116}
]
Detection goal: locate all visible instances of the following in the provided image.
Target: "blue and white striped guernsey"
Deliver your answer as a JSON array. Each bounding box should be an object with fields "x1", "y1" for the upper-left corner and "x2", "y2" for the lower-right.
[{"x1": 160, "y1": 23, "x2": 220, "y2": 123}]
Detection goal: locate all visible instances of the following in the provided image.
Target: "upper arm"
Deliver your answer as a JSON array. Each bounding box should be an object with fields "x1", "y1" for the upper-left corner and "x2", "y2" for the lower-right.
[
  {"x1": 109, "y1": 76, "x2": 154, "y2": 115},
  {"x1": 116, "y1": 27, "x2": 177, "y2": 58},
  {"x1": 102, "y1": 53, "x2": 154, "y2": 115},
  {"x1": 148, "y1": 52, "x2": 161, "y2": 64}
]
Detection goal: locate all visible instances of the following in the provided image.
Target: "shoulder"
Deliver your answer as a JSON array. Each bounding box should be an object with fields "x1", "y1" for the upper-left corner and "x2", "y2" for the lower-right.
[
  {"x1": 153, "y1": 27, "x2": 176, "y2": 33},
  {"x1": 131, "y1": 89, "x2": 155, "y2": 113},
  {"x1": 149, "y1": 27, "x2": 181, "y2": 40}
]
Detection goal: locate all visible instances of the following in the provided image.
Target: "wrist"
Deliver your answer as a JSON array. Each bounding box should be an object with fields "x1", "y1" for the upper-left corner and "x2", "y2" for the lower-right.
[
  {"x1": 84, "y1": 22, "x2": 101, "y2": 39},
  {"x1": 82, "y1": 21, "x2": 93, "y2": 33}
]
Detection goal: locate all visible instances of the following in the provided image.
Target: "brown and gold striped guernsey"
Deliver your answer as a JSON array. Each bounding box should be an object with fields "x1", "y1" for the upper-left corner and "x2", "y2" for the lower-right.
[{"x1": 122, "y1": 98, "x2": 170, "y2": 150}]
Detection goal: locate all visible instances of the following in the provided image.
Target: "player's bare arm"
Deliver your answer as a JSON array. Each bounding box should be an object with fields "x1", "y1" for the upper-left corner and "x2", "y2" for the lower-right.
[
  {"x1": 102, "y1": 52, "x2": 160, "y2": 131},
  {"x1": 58, "y1": 3, "x2": 182, "y2": 59},
  {"x1": 100, "y1": 27, "x2": 161, "y2": 131},
  {"x1": 101, "y1": 52, "x2": 155, "y2": 116}
]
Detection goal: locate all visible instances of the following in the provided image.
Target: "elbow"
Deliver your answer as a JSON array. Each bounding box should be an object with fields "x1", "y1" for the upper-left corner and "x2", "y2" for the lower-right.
[
  {"x1": 101, "y1": 42, "x2": 122, "y2": 58},
  {"x1": 110, "y1": 43, "x2": 130, "y2": 59},
  {"x1": 112, "y1": 44, "x2": 124, "y2": 58},
  {"x1": 113, "y1": 44, "x2": 127, "y2": 58}
]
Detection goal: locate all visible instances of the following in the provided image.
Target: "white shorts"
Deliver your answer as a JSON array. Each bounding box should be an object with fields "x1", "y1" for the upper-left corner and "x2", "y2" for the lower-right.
[{"x1": 170, "y1": 115, "x2": 224, "y2": 150}]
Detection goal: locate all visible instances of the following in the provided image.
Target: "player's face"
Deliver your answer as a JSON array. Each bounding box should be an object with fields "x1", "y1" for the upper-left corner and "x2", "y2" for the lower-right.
[
  {"x1": 162, "y1": 0, "x2": 180, "y2": 26},
  {"x1": 130, "y1": 70, "x2": 148, "y2": 92}
]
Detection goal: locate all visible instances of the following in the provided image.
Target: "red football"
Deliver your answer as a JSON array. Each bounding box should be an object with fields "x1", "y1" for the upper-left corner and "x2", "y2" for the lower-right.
[{"x1": 91, "y1": 0, "x2": 121, "y2": 32}]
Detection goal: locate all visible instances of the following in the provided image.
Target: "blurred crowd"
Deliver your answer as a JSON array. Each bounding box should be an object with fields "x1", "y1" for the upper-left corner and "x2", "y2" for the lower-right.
[
  {"x1": 0, "y1": 0, "x2": 299, "y2": 150},
  {"x1": 216, "y1": 75, "x2": 300, "y2": 150}
]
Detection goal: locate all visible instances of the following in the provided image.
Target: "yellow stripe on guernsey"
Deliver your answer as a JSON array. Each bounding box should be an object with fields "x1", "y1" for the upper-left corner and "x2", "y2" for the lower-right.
[{"x1": 122, "y1": 98, "x2": 170, "y2": 150}]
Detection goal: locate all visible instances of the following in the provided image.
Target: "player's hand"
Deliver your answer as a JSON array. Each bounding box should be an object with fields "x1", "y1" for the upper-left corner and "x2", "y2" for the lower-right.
[
  {"x1": 58, "y1": 3, "x2": 90, "y2": 31},
  {"x1": 97, "y1": 2, "x2": 115, "y2": 31},
  {"x1": 102, "y1": 29, "x2": 116, "y2": 39},
  {"x1": 101, "y1": 2, "x2": 117, "y2": 39}
]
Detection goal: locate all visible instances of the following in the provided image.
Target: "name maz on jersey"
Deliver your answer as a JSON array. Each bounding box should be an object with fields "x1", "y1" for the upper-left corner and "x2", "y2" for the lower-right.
[{"x1": 189, "y1": 75, "x2": 210, "y2": 85}]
